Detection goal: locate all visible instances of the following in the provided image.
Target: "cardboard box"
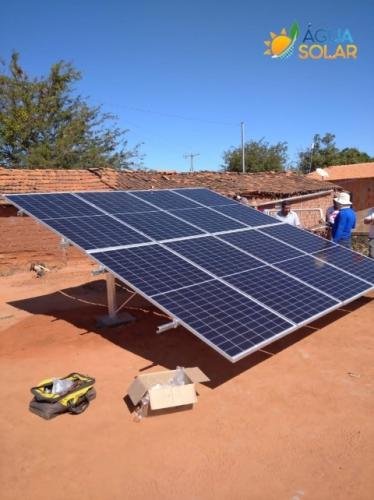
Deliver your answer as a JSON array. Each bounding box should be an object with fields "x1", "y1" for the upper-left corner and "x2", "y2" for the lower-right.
[{"x1": 128, "y1": 367, "x2": 209, "y2": 412}]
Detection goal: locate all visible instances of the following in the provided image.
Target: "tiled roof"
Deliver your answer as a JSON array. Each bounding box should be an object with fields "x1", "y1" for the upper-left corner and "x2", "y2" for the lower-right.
[
  {"x1": 308, "y1": 163, "x2": 374, "y2": 181},
  {"x1": 0, "y1": 167, "x2": 338, "y2": 197},
  {"x1": 106, "y1": 169, "x2": 338, "y2": 196},
  {"x1": 0, "y1": 167, "x2": 113, "y2": 194}
]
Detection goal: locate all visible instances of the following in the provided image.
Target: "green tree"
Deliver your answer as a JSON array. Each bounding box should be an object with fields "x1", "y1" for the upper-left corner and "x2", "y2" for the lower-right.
[
  {"x1": 298, "y1": 133, "x2": 338, "y2": 173},
  {"x1": 0, "y1": 52, "x2": 142, "y2": 169},
  {"x1": 298, "y1": 133, "x2": 373, "y2": 173},
  {"x1": 336, "y1": 147, "x2": 373, "y2": 165},
  {"x1": 222, "y1": 139, "x2": 288, "y2": 172}
]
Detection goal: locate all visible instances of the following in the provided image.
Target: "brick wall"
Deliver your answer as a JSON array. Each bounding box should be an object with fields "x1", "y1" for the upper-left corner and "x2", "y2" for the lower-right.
[
  {"x1": 0, "y1": 205, "x2": 86, "y2": 275},
  {"x1": 258, "y1": 192, "x2": 333, "y2": 228},
  {"x1": 332, "y1": 178, "x2": 374, "y2": 211}
]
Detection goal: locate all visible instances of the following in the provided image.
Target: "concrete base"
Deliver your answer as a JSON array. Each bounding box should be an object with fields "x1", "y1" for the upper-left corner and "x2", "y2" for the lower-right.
[{"x1": 96, "y1": 312, "x2": 135, "y2": 328}]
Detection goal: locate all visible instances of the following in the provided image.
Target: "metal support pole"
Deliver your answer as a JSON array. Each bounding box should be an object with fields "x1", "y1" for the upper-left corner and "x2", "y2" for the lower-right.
[
  {"x1": 308, "y1": 141, "x2": 315, "y2": 174},
  {"x1": 156, "y1": 320, "x2": 179, "y2": 334},
  {"x1": 241, "y1": 121, "x2": 245, "y2": 173},
  {"x1": 60, "y1": 237, "x2": 69, "y2": 266},
  {"x1": 106, "y1": 273, "x2": 117, "y2": 319}
]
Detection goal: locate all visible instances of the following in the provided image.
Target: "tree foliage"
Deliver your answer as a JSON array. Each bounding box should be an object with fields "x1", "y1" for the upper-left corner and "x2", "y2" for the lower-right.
[
  {"x1": 222, "y1": 139, "x2": 288, "y2": 173},
  {"x1": 298, "y1": 133, "x2": 373, "y2": 173},
  {"x1": 0, "y1": 52, "x2": 142, "y2": 169}
]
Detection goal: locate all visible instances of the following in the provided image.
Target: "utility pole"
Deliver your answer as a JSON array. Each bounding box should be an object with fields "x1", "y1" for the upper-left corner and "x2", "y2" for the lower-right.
[
  {"x1": 183, "y1": 153, "x2": 200, "y2": 172},
  {"x1": 308, "y1": 141, "x2": 315, "y2": 174},
  {"x1": 241, "y1": 122, "x2": 245, "y2": 174}
]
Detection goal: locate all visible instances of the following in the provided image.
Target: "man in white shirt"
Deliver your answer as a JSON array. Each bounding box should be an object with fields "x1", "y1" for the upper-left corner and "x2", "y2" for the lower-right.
[
  {"x1": 364, "y1": 208, "x2": 374, "y2": 258},
  {"x1": 275, "y1": 201, "x2": 301, "y2": 227}
]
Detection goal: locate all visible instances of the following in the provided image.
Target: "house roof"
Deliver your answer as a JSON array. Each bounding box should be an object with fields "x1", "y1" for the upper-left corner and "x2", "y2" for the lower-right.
[
  {"x1": 110, "y1": 170, "x2": 337, "y2": 197},
  {"x1": 0, "y1": 167, "x2": 338, "y2": 198},
  {"x1": 0, "y1": 167, "x2": 113, "y2": 194},
  {"x1": 307, "y1": 162, "x2": 374, "y2": 181}
]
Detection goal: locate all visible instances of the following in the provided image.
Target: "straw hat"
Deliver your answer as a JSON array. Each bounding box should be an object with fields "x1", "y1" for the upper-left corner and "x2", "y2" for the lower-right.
[{"x1": 334, "y1": 192, "x2": 352, "y2": 205}]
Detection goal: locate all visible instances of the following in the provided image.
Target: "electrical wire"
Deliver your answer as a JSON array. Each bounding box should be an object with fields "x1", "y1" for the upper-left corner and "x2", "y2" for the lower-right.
[
  {"x1": 58, "y1": 285, "x2": 170, "y2": 319},
  {"x1": 99, "y1": 101, "x2": 238, "y2": 127}
]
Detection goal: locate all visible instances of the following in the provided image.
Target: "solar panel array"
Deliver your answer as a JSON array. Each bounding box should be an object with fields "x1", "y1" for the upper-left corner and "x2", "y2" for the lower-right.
[{"x1": 6, "y1": 188, "x2": 374, "y2": 362}]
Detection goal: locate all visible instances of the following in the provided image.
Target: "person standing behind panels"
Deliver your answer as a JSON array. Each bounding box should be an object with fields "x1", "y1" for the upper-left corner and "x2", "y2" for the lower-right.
[
  {"x1": 331, "y1": 192, "x2": 356, "y2": 248},
  {"x1": 325, "y1": 198, "x2": 340, "y2": 240},
  {"x1": 364, "y1": 208, "x2": 374, "y2": 258},
  {"x1": 275, "y1": 200, "x2": 301, "y2": 227},
  {"x1": 326, "y1": 198, "x2": 339, "y2": 225},
  {"x1": 234, "y1": 194, "x2": 250, "y2": 205}
]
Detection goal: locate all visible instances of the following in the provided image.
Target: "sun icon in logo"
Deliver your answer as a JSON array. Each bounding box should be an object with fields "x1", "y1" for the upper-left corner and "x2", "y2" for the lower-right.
[{"x1": 264, "y1": 22, "x2": 300, "y2": 59}]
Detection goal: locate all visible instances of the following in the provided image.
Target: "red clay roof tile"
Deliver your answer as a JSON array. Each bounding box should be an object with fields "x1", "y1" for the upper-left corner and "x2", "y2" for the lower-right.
[
  {"x1": 0, "y1": 167, "x2": 339, "y2": 197},
  {"x1": 307, "y1": 163, "x2": 374, "y2": 181}
]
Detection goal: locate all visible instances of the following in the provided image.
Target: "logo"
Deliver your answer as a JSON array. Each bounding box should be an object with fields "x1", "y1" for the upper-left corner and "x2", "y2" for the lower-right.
[
  {"x1": 264, "y1": 22, "x2": 300, "y2": 59},
  {"x1": 264, "y1": 22, "x2": 358, "y2": 60}
]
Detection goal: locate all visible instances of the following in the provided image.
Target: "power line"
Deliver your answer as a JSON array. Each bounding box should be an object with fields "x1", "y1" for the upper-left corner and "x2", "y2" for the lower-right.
[{"x1": 99, "y1": 101, "x2": 238, "y2": 127}]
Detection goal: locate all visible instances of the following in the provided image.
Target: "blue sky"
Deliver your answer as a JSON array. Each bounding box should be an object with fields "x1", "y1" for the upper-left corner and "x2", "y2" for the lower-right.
[{"x1": 1, "y1": 0, "x2": 373, "y2": 171}]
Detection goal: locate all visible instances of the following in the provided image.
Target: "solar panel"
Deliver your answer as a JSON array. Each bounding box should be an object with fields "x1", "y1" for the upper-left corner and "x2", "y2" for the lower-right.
[
  {"x1": 224, "y1": 266, "x2": 338, "y2": 323},
  {"x1": 166, "y1": 236, "x2": 264, "y2": 277},
  {"x1": 115, "y1": 211, "x2": 204, "y2": 240},
  {"x1": 78, "y1": 191, "x2": 156, "y2": 214},
  {"x1": 173, "y1": 188, "x2": 237, "y2": 207},
  {"x1": 152, "y1": 280, "x2": 293, "y2": 360},
  {"x1": 214, "y1": 204, "x2": 281, "y2": 227},
  {"x1": 220, "y1": 229, "x2": 304, "y2": 263},
  {"x1": 260, "y1": 224, "x2": 336, "y2": 253},
  {"x1": 43, "y1": 215, "x2": 151, "y2": 251},
  {"x1": 169, "y1": 207, "x2": 246, "y2": 233},
  {"x1": 130, "y1": 190, "x2": 200, "y2": 210},
  {"x1": 5, "y1": 187, "x2": 373, "y2": 363},
  {"x1": 313, "y1": 246, "x2": 374, "y2": 284},
  {"x1": 93, "y1": 245, "x2": 213, "y2": 296},
  {"x1": 275, "y1": 255, "x2": 373, "y2": 301},
  {"x1": 7, "y1": 193, "x2": 102, "y2": 220}
]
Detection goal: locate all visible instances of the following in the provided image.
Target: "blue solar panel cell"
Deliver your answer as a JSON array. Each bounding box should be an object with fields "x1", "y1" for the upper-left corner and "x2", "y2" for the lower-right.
[
  {"x1": 167, "y1": 236, "x2": 263, "y2": 276},
  {"x1": 172, "y1": 188, "x2": 237, "y2": 207},
  {"x1": 224, "y1": 267, "x2": 338, "y2": 323},
  {"x1": 220, "y1": 229, "x2": 304, "y2": 263},
  {"x1": 153, "y1": 280, "x2": 293, "y2": 359},
  {"x1": 313, "y1": 246, "x2": 374, "y2": 284},
  {"x1": 275, "y1": 255, "x2": 372, "y2": 300},
  {"x1": 260, "y1": 224, "x2": 335, "y2": 253},
  {"x1": 44, "y1": 215, "x2": 150, "y2": 250},
  {"x1": 78, "y1": 191, "x2": 156, "y2": 214},
  {"x1": 169, "y1": 207, "x2": 246, "y2": 233},
  {"x1": 214, "y1": 204, "x2": 281, "y2": 227},
  {"x1": 115, "y1": 211, "x2": 204, "y2": 240},
  {"x1": 7, "y1": 193, "x2": 102, "y2": 220},
  {"x1": 94, "y1": 245, "x2": 213, "y2": 296},
  {"x1": 130, "y1": 190, "x2": 200, "y2": 210}
]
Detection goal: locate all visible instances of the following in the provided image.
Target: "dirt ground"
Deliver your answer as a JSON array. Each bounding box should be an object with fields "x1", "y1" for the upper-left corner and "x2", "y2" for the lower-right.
[{"x1": 0, "y1": 259, "x2": 373, "y2": 500}]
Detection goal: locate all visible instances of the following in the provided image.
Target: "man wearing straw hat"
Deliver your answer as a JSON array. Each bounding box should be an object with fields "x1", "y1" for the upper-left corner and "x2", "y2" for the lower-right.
[{"x1": 331, "y1": 192, "x2": 356, "y2": 248}]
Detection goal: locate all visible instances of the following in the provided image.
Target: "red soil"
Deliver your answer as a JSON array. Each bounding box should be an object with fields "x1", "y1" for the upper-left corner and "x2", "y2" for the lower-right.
[{"x1": 0, "y1": 262, "x2": 373, "y2": 500}]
